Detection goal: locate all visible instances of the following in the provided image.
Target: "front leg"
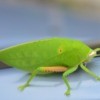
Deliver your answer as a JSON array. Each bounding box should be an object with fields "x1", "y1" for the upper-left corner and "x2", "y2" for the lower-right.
[{"x1": 80, "y1": 63, "x2": 100, "y2": 80}]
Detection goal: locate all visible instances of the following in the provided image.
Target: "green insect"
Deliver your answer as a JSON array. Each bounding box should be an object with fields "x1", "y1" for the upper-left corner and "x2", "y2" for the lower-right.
[{"x1": 0, "y1": 38, "x2": 100, "y2": 95}]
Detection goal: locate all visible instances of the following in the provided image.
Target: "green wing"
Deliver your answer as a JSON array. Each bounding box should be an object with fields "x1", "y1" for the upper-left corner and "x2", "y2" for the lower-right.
[
  {"x1": 0, "y1": 38, "x2": 91, "y2": 72},
  {"x1": 0, "y1": 38, "x2": 69, "y2": 71}
]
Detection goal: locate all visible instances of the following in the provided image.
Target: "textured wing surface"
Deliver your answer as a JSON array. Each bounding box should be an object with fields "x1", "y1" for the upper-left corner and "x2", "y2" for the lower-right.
[
  {"x1": 0, "y1": 38, "x2": 91, "y2": 71},
  {"x1": 0, "y1": 38, "x2": 71, "y2": 71}
]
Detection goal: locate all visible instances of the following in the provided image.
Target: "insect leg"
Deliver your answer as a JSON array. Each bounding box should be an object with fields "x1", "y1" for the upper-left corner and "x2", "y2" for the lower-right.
[
  {"x1": 18, "y1": 68, "x2": 39, "y2": 91},
  {"x1": 80, "y1": 63, "x2": 100, "y2": 80},
  {"x1": 18, "y1": 66, "x2": 67, "y2": 91},
  {"x1": 62, "y1": 66, "x2": 78, "y2": 95}
]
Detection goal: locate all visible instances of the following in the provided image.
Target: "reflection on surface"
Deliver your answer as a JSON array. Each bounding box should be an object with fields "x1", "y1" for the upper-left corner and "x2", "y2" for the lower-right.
[{"x1": 0, "y1": 58, "x2": 100, "y2": 99}]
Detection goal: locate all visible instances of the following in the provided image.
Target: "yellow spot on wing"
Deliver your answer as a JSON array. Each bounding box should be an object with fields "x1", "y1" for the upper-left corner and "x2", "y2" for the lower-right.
[
  {"x1": 58, "y1": 45, "x2": 65, "y2": 54},
  {"x1": 58, "y1": 48, "x2": 63, "y2": 54}
]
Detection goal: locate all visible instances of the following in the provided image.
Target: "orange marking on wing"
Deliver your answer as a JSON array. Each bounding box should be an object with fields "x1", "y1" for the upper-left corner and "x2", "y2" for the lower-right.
[{"x1": 42, "y1": 66, "x2": 68, "y2": 73}]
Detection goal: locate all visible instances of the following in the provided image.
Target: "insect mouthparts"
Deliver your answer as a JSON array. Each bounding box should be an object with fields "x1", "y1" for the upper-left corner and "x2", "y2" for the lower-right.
[{"x1": 89, "y1": 51, "x2": 96, "y2": 57}]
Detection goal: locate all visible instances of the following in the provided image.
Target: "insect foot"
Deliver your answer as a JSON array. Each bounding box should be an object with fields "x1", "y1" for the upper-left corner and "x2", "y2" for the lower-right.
[
  {"x1": 64, "y1": 89, "x2": 70, "y2": 95},
  {"x1": 18, "y1": 84, "x2": 29, "y2": 91}
]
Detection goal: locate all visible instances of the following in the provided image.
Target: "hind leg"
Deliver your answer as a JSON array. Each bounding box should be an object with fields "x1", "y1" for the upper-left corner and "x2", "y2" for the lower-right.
[
  {"x1": 18, "y1": 66, "x2": 67, "y2": 91},
  {"x1": 18, "y1": 69, "x2": 38, "y2": 91}
]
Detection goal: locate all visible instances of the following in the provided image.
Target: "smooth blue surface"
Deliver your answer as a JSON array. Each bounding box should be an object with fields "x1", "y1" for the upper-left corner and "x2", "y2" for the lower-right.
[
  {"x1": 0, "y1": 4, "x2": 100, "y2": 100},
  {"x1": 0, "y1": 58, "x2": 100, "y2": 100}
]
